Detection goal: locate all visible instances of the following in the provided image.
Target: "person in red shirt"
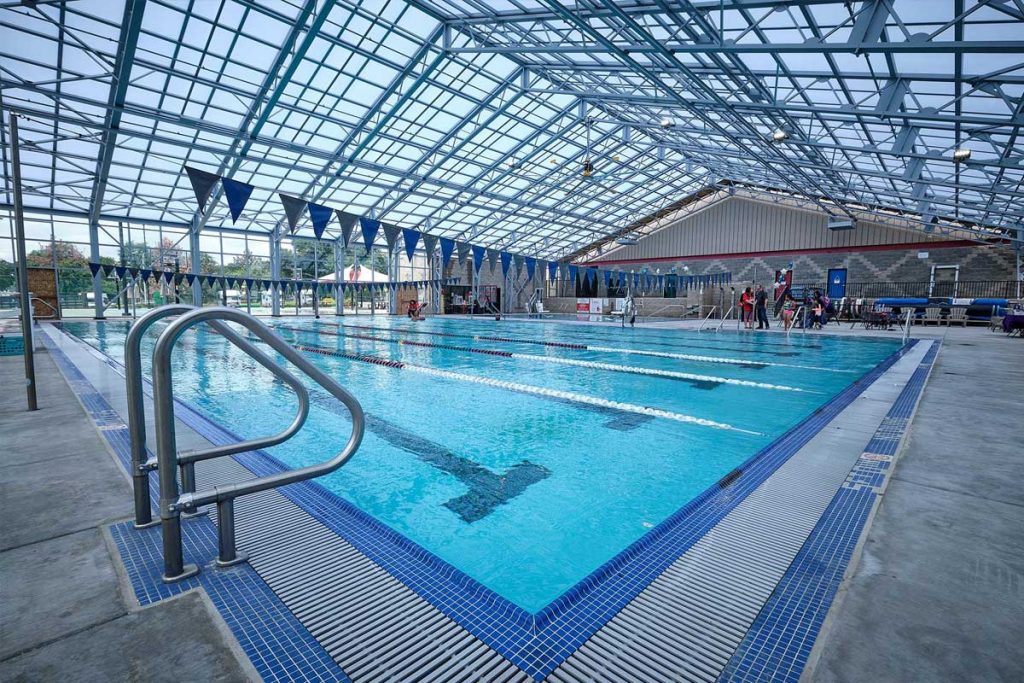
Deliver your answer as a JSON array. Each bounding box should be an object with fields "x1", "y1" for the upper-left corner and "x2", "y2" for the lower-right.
[{"x1": 740, "y1": 286, "x2": 755, "y2": 329}]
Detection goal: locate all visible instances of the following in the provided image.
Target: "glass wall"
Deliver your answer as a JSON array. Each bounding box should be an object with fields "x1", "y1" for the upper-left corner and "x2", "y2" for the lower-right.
[{"x1": 0, "y1": 209, "x2": 441, "y2": 318}]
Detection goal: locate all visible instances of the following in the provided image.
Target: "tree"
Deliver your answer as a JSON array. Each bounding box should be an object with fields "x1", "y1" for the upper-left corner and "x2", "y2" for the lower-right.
[
  {"x1": 26, "y1": 241, "x2": 101, "y2": 296},
  {"x1": 0, "y1": 259, "x2": 14, "y2": 292},
  {"x1": 223, "y1": 250, "x2": 270, "y2": 279}
]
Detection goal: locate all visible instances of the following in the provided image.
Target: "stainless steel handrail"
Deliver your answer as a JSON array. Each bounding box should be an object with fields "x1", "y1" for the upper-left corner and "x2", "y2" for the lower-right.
[
  {"x1": 125, "y1": 305, "x2": 192, "y2": 528},
  {"x1": 151, "y1": 307, "x2": 364, "y2": 582},
  {"x1": 787, "y1": 305, "x2": 805, "y2": 337},
  {"x1": 715, "y1": 305, "x2": 735, "y2": 332},
  {"x1": 29, "y1": 296, "x2": 59, "y2": 319},
  {"x1": 125, "y1": 305, "x2": 312, "y2": 528},
  {"x1": 902, "y1": 308, "x2": 913, "y2": 344},
  {"x1": 696, "y1": 305, "x2": 717, "y2": 331}
]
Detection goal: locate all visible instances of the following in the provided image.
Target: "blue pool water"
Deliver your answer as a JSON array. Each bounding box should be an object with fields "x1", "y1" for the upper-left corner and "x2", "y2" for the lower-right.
[{"x1": 63, "y1": 317, "x2": 900, "y2": 613}]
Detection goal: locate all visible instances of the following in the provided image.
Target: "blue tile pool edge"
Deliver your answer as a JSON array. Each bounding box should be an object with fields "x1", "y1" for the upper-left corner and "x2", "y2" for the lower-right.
[
  {"x1": 718, "y1": 340, "x2": 941, "y2": 683},
  {"x1": 47, "y1": 322, "x2": 915, "y2": 680}
]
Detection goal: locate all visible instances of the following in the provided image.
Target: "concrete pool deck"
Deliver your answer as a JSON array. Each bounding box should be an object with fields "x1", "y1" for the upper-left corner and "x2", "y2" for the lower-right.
[
  {"x1": 0, "y1": 349, "x2": 256, "y2": 681},
  {"x1": 1, "y1": 319, "x2": 1020, "y2": 681}
]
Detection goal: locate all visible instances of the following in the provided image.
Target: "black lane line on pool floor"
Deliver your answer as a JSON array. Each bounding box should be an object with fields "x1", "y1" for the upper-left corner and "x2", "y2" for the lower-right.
[
  {"x1": 70, "y1": 324, "x2": 553, "y2": 526},
  {"x1": 183, "y1": 331, "x2": 552, "y2": 524}
]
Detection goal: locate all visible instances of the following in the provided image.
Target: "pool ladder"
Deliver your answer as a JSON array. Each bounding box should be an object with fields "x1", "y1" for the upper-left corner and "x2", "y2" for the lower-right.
[{"x1": 124, "y1": 305, "x2": 365, "y2": 582}]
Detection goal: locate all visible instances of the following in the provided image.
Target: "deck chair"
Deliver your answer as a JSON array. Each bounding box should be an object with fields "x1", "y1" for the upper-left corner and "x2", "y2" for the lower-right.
[
  {"x1": 947, "y1": 307, "x2": 967, "y2": 328},
  {"x1": 924, "y1": 307, "x2": 942, "y2": 326}
]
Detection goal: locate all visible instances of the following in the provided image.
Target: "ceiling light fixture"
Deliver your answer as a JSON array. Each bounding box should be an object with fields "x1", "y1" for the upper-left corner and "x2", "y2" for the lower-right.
[
  {"x1": 772, "y1": 129, "x2": 788, "y2": 142},
  {"x1": 952, "y1": 148, "x2": 971, "y2": 162},
  {"x1": 660, "y1": 118, "x2": 674, "y2": 128}
]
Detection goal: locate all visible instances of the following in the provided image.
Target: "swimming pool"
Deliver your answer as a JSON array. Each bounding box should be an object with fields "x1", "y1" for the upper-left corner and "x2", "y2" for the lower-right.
[{"x1": 62, "y1": 317, "x2": 901, "y2": 613}]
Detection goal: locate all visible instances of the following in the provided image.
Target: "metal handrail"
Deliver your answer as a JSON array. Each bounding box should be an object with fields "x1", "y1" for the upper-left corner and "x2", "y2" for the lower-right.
[
  {"x1": 902, "y1": 309, "x2": 913, "y2": 344},
  {"x1": 787, "y1": 305, "x2": 805, "y2": 337},
  {"x1": 696, "y1": 305, "x2": 717, "y2": 331},
  {"x1": 151, "y1": 307, "x2": 365, "y2": 582},
  {"x1": 29, "y1": 296, "x2": 59, "y2": 319},
  {"x1": 715, "y1": 305, "x2": 735, "y2": 331},
  {"x1": 125, "y1": 305, "x2": 312, "y2": 528}
]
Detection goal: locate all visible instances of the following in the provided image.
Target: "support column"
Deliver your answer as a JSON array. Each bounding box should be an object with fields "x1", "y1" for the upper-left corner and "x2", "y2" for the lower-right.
[
  {"x1": 432, "y1": 253, "x2": 441, "y2": 314},
  {"x1": 369, "y1": 249, "x2": 376, "y2": 317},
  {"x1": 89, "y1": 220, "x2": 105, "y2": 319},
  {"x1": 334, "y1": 240, "x2": 343, "y2": 316},
  {"x1": 270, "y1": 229, "x2": 282, "y2": 317},
  {"x1": 388, "y1": 249, "x2": 398, "y2": 315},
  {"x1": 1015, "y1": 239, "x2": 1022, "y2": 300},
  {"x1": 189, "y1": 218, "x2": 202, "y2": 308},
  {"x1": 10, "y1": 113, "x2": 38, "y2": 410}
]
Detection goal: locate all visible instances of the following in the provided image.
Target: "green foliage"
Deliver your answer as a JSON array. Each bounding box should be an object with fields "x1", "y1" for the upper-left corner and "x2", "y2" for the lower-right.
[{"x1": 0, "y1": 259, "x2": 14, "y2": 291}]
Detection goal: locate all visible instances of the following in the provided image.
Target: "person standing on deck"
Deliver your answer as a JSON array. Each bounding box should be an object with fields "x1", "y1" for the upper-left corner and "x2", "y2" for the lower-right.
[
  {"x1": 754, "y1": 284, "x2": 769, "y2": 330},
  {"x1": 740, "y1": 287, "x2": 755, "y2": 329}
]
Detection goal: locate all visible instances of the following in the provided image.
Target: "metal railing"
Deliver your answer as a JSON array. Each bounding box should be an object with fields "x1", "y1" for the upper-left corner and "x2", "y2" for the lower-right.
[
  {"x1": 126, "y1": 305, "x2": 312, "y2": 527},
  {"x1": 787, "y1": 306, "x2": 805, "y2": 338},
  {"x1": 29, "y1": 296, "x2": 59, "y2": 319},
  {"x1": 136, "y1": 306, "x2": 364, "y2": 582},
  {"x1": 902, "y1": 309, "x2": 913, "y2": 344},
  {"x1": 715, "y1": 305, "x2": 735, "y2": 332},
  {"x1": 696, "y1": 306, "x2": 717, "y2": 331},
  {"x1": 792, "y1": 280, "x2": 1020, "y2": 300}
]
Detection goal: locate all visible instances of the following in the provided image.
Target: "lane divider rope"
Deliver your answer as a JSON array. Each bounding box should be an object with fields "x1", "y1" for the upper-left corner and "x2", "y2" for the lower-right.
[
  {"x1": 256, "y1": 333, "x2": 760, "y2": 435},
  {"x1": 274, "y1": 325, "x2": 808, "y2": 392},
  {"x1": 293, "y1": 320, "x2": 850, "y2": 372}
]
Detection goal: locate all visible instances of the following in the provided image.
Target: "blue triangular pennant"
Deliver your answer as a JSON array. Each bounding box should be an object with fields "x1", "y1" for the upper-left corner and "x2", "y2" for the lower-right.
[
  {"x1": 567, "y1": 265, "x2": 578, "y2": 283},
  {"x1": 185, "y1": 273, "x2": 196, "y2": 286},
  {"x1": 402, "y1": 228, "x2": 420, "y2": 262},
  {"x1": 114, "y1": 265, "x2": 127, "y2": 279},
  {"x1": 439, "y1": 237, "x2": 456, "y2": 268},
  {"x1": 525, "y1": 256, "x2": 536, "y2": 281},
  {"x1": 308, "y1": 202, "x2": 333, "y2": 239},
  {"x1": 89, "y1": 263, "x2": 101, "y2": 277},
  {"x1": 221, "y1": 177, "x2": 254, "y2": 224},
  {"x1": 101, "y1": 264, "x2": 115, "y2": 277},
  {"x1": 245, "y1": 278, "x2": 254, "y2": 290},
  {"x1": 547, "y1": 261, "x2": 558, "y2": 280},
  {"x1": 163, "y1": 271, "x2": 174, "y2": 284},
  {"x1": 604, "y1": 270, "x2": 611, "y2": 288},
  {"x1": 500, "y1": 252, "x2": 512, "y2": 278},
  {"x1": 140, "y1": 269, "x2": 152, "y2": 282},
  {"x1": 360, "y1": 217, "x2": 380, "y2": 253},
  {"x1": 472, "y1": 245, "x2": 486, "y2": 272},
  {"x1": 128, "y1": 267, "x2": 139, "y2": 280}
]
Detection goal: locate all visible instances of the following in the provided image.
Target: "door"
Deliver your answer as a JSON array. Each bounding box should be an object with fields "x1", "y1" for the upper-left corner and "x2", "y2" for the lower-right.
[
  {"x1": 930, "y1": 265, "x2": 959, "y2": 298},
  {"x1": 827, "y1": 268, "x2": 847, "y2": 300}
]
